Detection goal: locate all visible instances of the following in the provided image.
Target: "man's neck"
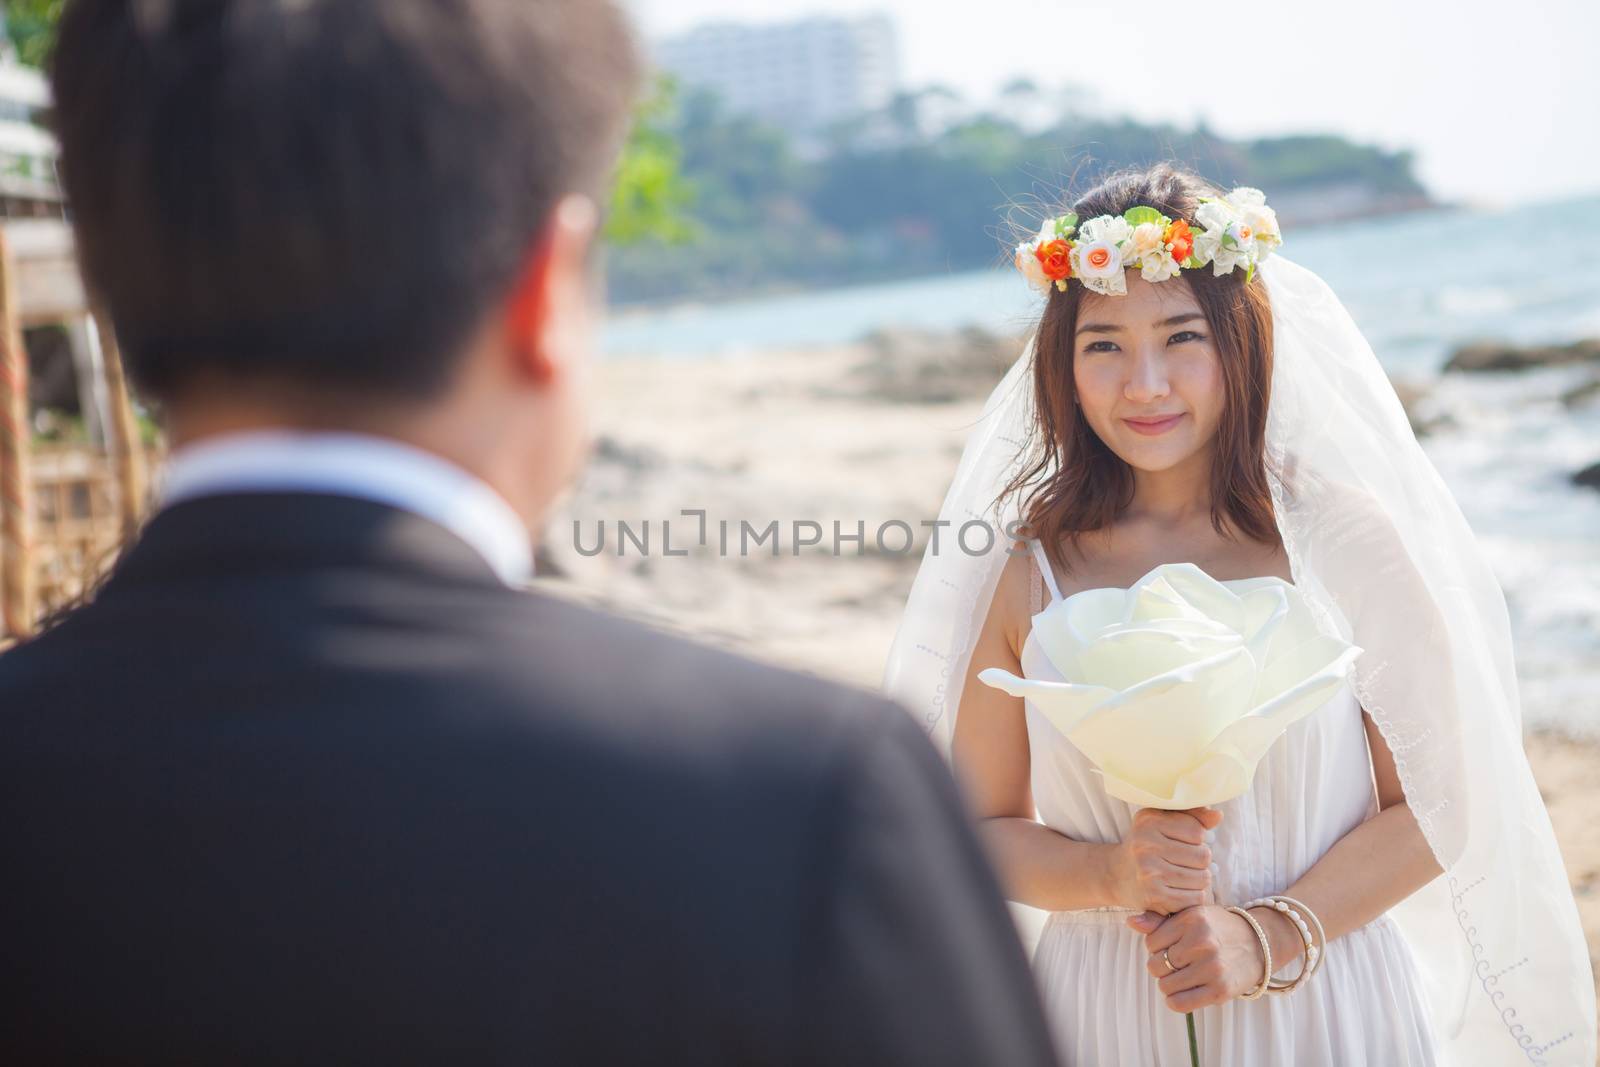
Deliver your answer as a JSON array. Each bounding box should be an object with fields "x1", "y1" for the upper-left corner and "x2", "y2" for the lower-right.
[{"x1": 162, "y1": 386, "x2": 537, "y2": 531}]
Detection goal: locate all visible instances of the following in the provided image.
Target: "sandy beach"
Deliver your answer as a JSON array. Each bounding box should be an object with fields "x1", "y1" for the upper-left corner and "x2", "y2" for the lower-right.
[{"x1": 538, "y1": 334, "x2": 1600, "y2": 1023}]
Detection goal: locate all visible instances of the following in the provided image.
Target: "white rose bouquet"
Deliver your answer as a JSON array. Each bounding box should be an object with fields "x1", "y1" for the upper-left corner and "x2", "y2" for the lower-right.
[{"x1": 979, "y1": 561, "x2": 1361, "y2": 811}]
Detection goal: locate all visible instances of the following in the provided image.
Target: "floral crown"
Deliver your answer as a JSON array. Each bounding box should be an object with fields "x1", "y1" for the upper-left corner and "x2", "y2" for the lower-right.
[{"x1": 1015, "y1": 186, "x2": 1282, "y2": 297}]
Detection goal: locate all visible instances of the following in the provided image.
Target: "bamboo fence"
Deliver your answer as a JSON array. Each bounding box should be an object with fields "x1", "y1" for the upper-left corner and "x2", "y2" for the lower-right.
[{"x1": 0, "y1": 223, "x2": 149, "y2": 644}]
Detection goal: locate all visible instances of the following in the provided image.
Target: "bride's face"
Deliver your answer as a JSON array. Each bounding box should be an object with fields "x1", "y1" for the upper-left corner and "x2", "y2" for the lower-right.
[{"x1": 1071, "y1": 272, "x2": 1224, "y2": 474}]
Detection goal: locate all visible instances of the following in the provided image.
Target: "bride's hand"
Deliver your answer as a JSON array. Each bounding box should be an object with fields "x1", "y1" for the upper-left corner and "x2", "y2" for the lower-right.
[
  {"x1": 1129, "y1": 904, "x2": 1268, "y2": 1012},
  {"x1": 1107, "y1": 806, "x2": 1220, "y2": 914}
]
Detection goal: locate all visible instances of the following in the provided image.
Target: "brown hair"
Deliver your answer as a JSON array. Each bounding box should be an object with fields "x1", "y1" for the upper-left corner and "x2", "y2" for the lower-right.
[
  {"x1": 1002, "y1": 162, "x2": 1280, "y2": 576},
  {"x1": 50, "y1": 0, "x2": 641, "y2": 401}
]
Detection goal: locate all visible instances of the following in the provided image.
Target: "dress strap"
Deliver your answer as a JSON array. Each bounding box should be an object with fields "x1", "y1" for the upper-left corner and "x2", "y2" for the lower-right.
[
  {"x1": 1029, "y1": 537, "x2": 1063, "y2": 605},
  {"x1": 1029, "y1": 554, "x2": 1043, "y2": 616}
]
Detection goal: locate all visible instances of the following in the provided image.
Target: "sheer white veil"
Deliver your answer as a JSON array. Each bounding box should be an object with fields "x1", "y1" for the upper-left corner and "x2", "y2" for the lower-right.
[{"x1": 882, "y1": 253, "x2": 1596, "y2": 1065}]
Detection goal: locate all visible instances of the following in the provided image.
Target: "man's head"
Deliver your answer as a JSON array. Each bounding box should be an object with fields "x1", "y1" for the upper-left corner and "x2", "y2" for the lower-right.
[{"x1": 51, "y1": 0, "x2": 641, "y2": 523}]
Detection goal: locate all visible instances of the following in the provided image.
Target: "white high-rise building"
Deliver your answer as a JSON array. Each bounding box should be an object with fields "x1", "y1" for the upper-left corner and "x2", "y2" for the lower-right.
[
  {"x1": 653, "y1": 15, "x2": 900, "y2": 137},
  {"x1": 0, "y1": 46, "x2": 60, "y2": 217}
]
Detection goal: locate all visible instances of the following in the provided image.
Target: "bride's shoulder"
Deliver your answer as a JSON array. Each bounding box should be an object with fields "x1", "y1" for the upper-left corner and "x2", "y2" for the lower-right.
[
  {"x1": 986, "y1": 539, "x2": 1038, "y2": 646},
  {"x1": 996, "y1": 538, "x2": 1035, "y2": 607}
]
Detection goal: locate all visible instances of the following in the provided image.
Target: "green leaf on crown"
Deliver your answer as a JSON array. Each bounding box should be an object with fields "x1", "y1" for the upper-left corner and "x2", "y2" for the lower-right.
[
  {"x1": 1053, "y1": 213, "x2": 1079, "y2": 239},
  {"x1": 1122, "y1": 206, "x2": 1168, "y2": 228}
]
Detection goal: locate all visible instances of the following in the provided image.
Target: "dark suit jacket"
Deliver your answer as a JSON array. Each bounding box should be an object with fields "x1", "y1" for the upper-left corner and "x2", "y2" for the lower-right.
[{"x1": 0, "y1": 493, "x2": 1058, "y2": 1066}]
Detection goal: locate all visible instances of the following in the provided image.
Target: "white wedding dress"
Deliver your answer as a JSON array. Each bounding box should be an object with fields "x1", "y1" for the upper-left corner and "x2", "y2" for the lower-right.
[{"x1": 1018, "y1": 539, "x2": 1442, "y2": 1066}]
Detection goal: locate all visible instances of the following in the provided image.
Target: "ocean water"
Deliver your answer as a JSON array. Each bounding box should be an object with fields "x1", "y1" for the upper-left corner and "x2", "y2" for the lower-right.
[
  {"x1": 603, "y1": 193, "x2": 1600, "y2": 735},
  {"x1": 603, "y1": 193, "x2": 1600, "y2": 375}
]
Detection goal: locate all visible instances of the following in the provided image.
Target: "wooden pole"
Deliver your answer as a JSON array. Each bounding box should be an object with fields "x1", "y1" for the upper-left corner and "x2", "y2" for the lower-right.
[
  {"x1": 0, "y1": 227, "x2": 37, "y2": 638},
  {"x1": 93, "y1": 310, "x2": 147, "y2": 537}
]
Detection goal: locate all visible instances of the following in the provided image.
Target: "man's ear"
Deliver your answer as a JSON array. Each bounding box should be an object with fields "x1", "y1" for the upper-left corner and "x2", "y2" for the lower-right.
[{"x1": 503, "y1": 194, "x2": 599, "y2": 385}]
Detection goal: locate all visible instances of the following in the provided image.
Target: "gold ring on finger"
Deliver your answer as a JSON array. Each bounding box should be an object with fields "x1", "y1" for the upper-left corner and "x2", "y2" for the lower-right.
[{"x1": 1162, "y1": 949, "x2": 1176, "y2": 974}]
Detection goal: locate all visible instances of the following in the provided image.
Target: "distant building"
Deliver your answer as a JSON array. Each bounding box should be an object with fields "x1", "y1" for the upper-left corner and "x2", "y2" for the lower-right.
[
  {"x1": 0, "y1": 52, "x2": 60, "y2": 218},
  {"x1": 653, "y1": 15, "x2": 899, "y2": 139},
  {"x1": 0, "y1": 39, "x2": 103, "y2": 452}
]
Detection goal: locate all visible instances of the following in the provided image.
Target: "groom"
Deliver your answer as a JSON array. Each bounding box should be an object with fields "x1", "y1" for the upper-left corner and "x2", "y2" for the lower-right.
[{"x1": 0, "y1": 1, "x2": 1058, "y2": 1064}]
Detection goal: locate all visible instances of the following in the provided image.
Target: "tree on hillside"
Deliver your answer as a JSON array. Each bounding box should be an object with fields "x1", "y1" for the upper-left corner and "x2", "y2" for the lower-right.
[{"x1": 3, "y1": 0, "x2": 62, "y2": 68}]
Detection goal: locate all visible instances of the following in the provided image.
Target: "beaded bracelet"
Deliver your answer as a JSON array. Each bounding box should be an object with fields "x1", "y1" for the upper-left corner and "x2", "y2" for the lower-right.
[
  {"x1": 1242, "y1": 895, "x2": 1327, "y2": 994},
  {"x1": 1243, "y1": 896, "x2": 1320, "y2": 993},
  {"x1": 1273, "y1": 894, "x2": 1328, "y2": 975},
  {"x1": 1223, "y1": 905, "x2": 1273, "y2": 1000}
]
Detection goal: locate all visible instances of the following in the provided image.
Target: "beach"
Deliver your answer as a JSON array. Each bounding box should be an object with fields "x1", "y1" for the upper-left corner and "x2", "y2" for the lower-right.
[{"x1": 538, "y1": 332, "x2": 1600, "y2": 1016}]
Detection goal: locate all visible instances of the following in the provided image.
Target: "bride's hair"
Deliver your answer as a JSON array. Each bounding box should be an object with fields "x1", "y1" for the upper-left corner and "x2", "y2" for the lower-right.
[{"x1": 1003, "y1": 162, "x2": 1280, "y2": 575}]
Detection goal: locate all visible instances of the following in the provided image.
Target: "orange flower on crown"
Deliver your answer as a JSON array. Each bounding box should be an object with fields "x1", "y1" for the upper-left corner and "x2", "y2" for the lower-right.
[
  {"x1": 1163, "y1": 219, "x2": 1195, "y2": 264},
  {"x1": 1035, "y1": 238, "x2": 1073, "y2": 282}
]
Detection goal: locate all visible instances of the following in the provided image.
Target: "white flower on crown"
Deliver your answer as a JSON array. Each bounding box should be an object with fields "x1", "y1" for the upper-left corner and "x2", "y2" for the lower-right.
[
  {"x1": 1129, "y1": 222, "x2": 1166, "y2": 260},
  {"x1": 1230, "y1": 187, "x2": 1282, "y2": 247},
  {"x1": 1226, "y1": 219, "x2": 1257, "y2": 254},
  {"x1": 1139, "y1": 254, "x2": 1183, "y2": 284},
  {"x1": 1072, "y1": 215, "x2": 1132, "y2": 296},
  {"x1": 1073, "y1": 240, "x2": 1125, "y2": 295},
  {"x1": 1015, "y1": 242, "x2": 1051, "y2": 292},
  {"x1": 1194, "y1": 187, "x2": 1280, "y2": 278},
  {"x1": 1079, "y1": 214, "x2": 1132, "y2": 247},
  {"x1": 1131, "y1": 222, "x2": 1183, "y2": 282}
]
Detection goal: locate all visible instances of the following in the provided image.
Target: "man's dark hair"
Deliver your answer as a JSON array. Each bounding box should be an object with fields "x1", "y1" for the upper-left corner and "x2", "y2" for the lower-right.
[{"x1": 50, "y1": 0, "x2": 640, "y2": 400}]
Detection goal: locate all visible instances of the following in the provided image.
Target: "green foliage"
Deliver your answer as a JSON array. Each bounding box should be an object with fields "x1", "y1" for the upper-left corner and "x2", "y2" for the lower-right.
[
  {"x1": 1122, "y1": 206, "x2": 1168, "y2": 228},
  {"x1": 604, "y1": 75, "x2": 697, "y2": 246},
  {"x1": 3, "y1": 0, "x2": 62, "y2": 68}
]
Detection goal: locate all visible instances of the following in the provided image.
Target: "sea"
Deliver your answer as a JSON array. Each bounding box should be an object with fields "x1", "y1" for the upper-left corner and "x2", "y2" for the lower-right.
[{"x1": 603, "y1": 193, "x2": 1600, "y2": 735}]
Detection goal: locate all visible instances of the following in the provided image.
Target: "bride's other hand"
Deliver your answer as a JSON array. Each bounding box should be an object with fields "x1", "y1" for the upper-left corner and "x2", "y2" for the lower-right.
[
  {"x1": 1130, "y1": 904, "x2": 1269, "y2": 1012},
  {"x1": 1108, "y1": 806, "x2": 1220, "y2": 914}
]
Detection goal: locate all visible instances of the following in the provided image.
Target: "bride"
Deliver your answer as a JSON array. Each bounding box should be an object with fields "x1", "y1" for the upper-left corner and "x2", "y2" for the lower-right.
[{"x1": 884, "y1": 163, "x2": 1595, "y2": 1065}]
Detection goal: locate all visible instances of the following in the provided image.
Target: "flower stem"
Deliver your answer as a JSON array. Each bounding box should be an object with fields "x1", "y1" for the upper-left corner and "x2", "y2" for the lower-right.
[{"x1": 1186, "y1": 1011, "x2": 1200, "y2": 1066}]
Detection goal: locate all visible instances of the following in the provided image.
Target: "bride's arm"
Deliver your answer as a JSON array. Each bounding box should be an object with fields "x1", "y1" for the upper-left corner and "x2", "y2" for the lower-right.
[
  {"x1": 1130, "y1": 713, "x2": 1442, "y2": 1012},
  {"x1": 952, "y1": 545, "x2": 1216, "y2": 914}
]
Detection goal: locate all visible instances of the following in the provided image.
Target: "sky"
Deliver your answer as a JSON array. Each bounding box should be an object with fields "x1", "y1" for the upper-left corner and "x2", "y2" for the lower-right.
[{"x1": 625, "y1": 0, "x2": 1600, "y2": 207}]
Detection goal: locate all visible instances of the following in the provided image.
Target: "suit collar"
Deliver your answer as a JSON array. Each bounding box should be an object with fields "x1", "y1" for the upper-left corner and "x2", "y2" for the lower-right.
[
  {"x1": 107, "y1": 492, "x2": 512, "y2": 591},
  {"x1": 159, "y1": 431, "x2": 533, "y2": 586}
]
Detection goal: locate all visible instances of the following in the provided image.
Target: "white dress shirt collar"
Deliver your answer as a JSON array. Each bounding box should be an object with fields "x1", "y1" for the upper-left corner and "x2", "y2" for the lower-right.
[{"x1": 158, "y1": 431, "x2": 534, "y2": 586}]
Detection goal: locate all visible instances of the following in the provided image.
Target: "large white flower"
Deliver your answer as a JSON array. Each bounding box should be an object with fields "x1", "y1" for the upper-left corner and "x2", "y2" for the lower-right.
[{"x1": 979, "y1": 561, "x2": 1361, "y2": 810}]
